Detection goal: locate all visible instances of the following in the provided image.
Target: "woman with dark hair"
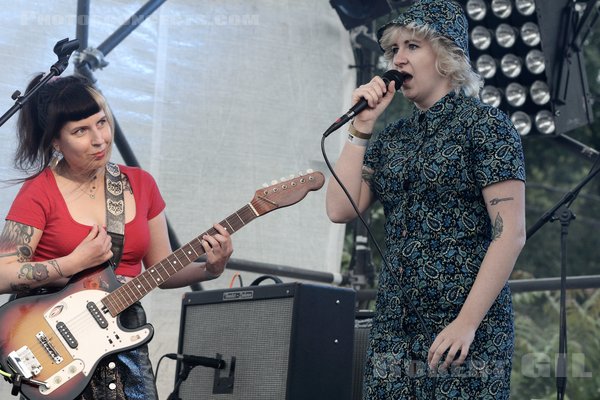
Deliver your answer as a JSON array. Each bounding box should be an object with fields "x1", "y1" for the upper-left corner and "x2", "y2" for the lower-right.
[
  {"x1": 0, "y1": 74, "x2": 233, "y2": 399},
  {"x1": 326, "y1": 0, "x2": 526, "y2": 398}
]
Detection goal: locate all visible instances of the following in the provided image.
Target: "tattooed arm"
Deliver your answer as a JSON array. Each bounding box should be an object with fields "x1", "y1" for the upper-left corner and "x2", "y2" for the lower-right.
[
  {"x1": 427, "y1": 179, "x2": 526, "y2": 369},
  {"x1": 0, "y1": 221, "x2": 114, "y2": 294}
]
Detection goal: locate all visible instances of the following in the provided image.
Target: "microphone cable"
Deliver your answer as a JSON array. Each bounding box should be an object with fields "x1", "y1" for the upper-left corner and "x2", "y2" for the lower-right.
[{"x1": 321, "y1": 130, "x2": 439, "y2": 400}]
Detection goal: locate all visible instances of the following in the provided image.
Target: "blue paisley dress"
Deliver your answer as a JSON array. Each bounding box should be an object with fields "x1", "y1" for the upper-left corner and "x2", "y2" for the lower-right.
[{"x1": 362, "y1": 91, "x2": 525, "y2": 399}]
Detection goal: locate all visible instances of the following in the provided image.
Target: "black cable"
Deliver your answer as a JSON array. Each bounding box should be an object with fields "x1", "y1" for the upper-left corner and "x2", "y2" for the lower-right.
[
  {"x1": 153, "y1": 353, "x2": 170, "y2": 385},
  {"x1": 321, "y1": 135, "x2": 438, "y2": 399}
]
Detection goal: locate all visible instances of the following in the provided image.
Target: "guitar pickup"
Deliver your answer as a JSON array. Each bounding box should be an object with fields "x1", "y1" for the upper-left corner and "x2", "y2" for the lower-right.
[
  {"x1": 87, "y1": 301, "x2": 108, "y2": 328},
  {"x1": 8, "y1": 346, "x2": 43, "y2": 378},
  {"x1": 56, "y1": 321, "x2": 78, "y2": 349}
]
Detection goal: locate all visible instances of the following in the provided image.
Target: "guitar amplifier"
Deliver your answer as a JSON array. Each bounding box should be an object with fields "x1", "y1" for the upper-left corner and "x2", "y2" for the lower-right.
[{"x1": 174, "y1": 282, "x2": 356, "y2": 400}]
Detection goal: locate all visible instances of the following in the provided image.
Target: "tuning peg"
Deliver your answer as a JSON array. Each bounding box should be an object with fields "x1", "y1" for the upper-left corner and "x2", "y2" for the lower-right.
[
  {"x1": 271, "y1": 180, "x2": 278, "y2": 185},
  {"x1": 306, "y1": 169, "x2": 314, "y2": 173},
  {"x1": 289, "y1": 174, "x2": 296, "y2": 179},
  {"x1": 262, "y1": 183, "x2": 269, "y2": 188}
]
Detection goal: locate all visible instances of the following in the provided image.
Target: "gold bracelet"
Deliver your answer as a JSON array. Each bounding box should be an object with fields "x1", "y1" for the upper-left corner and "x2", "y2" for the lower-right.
[{"x1": 348, "y1": 121, "x2": 372, "y2": 139}]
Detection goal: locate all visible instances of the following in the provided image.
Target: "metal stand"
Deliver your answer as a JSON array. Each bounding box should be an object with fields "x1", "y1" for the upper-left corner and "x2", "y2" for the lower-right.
[
  {"x1": 0, "y1": 38, "x2": 79, "y2": 127},
  {"x1": 526, "y1": 156, "x2": 600, "y2": 400}
]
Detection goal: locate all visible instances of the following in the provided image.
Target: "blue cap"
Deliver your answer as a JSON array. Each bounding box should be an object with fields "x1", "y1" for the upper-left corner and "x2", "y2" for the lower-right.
[{"x1": 377, "y1": 0, "x2": 470, "y2": 58}]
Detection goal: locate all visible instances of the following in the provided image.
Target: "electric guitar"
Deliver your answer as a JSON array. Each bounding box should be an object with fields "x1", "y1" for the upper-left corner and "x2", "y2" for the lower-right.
[{"x1": 0, "y1": 171, "x2": 324, "y2": 400}]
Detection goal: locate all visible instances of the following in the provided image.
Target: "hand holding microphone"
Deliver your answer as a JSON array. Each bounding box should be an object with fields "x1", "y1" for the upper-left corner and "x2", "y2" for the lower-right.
[{"x1": 324, "y1": 70, "x2": 407, "y2": 136}]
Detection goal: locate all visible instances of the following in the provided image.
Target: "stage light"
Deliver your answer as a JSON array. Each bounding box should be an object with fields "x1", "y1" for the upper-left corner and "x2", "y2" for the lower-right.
[
  {"x1": 515, "y1": 0, "x2": 536, "y2": 16},
  {"x1": 535, "y1": 110, "x2": 556, "y2": 134},
  {"x1": 481, "y1": 85, "x2": 502, "y2": 107},
  {"x1": 476, "y1": 54, "x2": 497, "y2": 78},
  {"x1": 495, "y1": 23, "x2": 517, "y2": 47},
  {"x1": 530, "y1": 80, "x2": 550, "y2": 105},
  {"x1": 500, "y1": 54, "x2": 522, "y2": 78},
  {"x1": 466, "y1": 0, "x2": 487, "y2": 21},
  {"x1": 471, "y1": 26, "x2": 493, "y2": 50},
  {"x1": 520, "y1": 22, "x2": 541, "y2": 47},
  {"x1": 458, "y1": 0, "x2": 594, "y2": 136},
  {"x1": 525, "y1": 49, "x2": 545, "y2": 74},
  {"x1": 491, "y1": 0, "x2": 512, "y2": 19},
  {"x1": 506, "y1": 82, "x2": 527, "y2": 107},
  {"x1": 511, "y1": 111, "x2": 532, "y2": 135}
]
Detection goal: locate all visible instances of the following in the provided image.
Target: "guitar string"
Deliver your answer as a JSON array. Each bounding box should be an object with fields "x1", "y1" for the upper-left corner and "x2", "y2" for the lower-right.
[{"x1": 22, "y1": 179, "x2": 315, "y2": 371}]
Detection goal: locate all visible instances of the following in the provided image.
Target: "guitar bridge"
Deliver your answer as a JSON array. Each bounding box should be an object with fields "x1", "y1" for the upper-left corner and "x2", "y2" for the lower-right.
[{"x1": 36, "y1": 331, "x2": 63, "y2": 364}]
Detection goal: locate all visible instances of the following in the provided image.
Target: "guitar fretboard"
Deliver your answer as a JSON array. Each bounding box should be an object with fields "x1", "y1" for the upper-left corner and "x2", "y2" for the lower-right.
[{"x1": 101, "y1": 203, "x2": 258, "y2": 316}]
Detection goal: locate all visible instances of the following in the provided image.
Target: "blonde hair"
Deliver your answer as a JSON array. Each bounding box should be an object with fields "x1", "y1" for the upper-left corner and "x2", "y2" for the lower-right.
[{"x1": 379, "y1": 23, "x2": 483, "y2": 98}]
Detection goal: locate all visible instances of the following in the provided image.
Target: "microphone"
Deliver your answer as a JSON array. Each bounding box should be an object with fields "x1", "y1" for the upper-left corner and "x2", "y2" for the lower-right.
[
  {"x1": 165, "y1": 353, "x2": 226, "y2": 369},
  {"x1": 324, "y1": 70, "x2": 407, "y2": 137}
]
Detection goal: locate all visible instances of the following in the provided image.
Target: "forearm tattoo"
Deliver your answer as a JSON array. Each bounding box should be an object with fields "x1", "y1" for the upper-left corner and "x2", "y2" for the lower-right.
[
  {"x1": 48, "y1": 259, "x2": 65, "y2": 277},
  {"x1": 0, "y1": 221, "x2": 61, "y2": 293},
  {"x1": 18, "y1": 263, "x2": 50, "y2": 281},
  {"x1": 0, "y1": 221, "x2": 34, "y2": 262},
  {"x1": 361, "y1": 166, "x2": 374, "y2": 184},
  {"x1": 491, "y1": 213, "x2": 504, "y2": 241},
  {"x1": 489, "y1": 197, "x2": 514, "y2": 206}
]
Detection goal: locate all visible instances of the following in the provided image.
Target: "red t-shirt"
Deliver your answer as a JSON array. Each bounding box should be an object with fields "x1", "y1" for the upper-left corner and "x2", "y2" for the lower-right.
[{"x1": 6, "y1": 165, "x2": 166, "y2": 277}]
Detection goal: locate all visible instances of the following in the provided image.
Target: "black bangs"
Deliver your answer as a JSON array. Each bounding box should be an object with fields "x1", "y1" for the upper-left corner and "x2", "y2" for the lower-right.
[
  {"x1": 51, "y1": 86, "x2": 100, "y2": 128},
  {"x1": 43, "y1": 76, "x2": 101, "y2": 135}
]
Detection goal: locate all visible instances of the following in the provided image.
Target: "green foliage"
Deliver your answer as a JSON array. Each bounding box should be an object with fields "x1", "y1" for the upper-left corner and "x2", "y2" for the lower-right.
[{"x1": 512, "y1": 290, "x2": 600, "y2": 399}]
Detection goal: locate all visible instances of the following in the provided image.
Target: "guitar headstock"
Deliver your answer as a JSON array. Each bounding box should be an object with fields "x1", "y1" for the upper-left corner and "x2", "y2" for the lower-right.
[{"x1": 250, "y1": 170, "x2": 325, "y2": 216}]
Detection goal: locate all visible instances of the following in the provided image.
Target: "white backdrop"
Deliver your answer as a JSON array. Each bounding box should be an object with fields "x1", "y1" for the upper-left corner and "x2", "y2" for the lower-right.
[{"x1": 0, "y1": 1, "x2": 354, "y2": 398}]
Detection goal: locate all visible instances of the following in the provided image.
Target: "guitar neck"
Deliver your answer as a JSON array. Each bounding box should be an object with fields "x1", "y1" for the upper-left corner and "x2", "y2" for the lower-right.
[{"x1": 102, "y1": 203, "x2": 259, "y2": 316}]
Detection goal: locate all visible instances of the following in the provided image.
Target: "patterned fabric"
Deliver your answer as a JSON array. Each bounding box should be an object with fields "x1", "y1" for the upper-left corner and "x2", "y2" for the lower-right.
[
  {"x1": 362, "y1": 91, "x2": 525, "y2": 399},
  {"x1": 76, "y1": 303, "x2": 158, "y2": 400},
  {"x1": 377, "y1": 0, "x2": 470, "y2": 58}
]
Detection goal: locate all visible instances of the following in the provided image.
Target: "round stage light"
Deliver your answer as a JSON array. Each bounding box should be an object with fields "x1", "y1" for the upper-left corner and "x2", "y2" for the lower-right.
[
  {"x1": 515, "y1": 0, "x2": 536, "y2": 16},
  {"x1": 535, "y1": 110, "x2": 556, "y2": 134},
  {"x1": 481, "y1": 85, "x2": 502, "y2": 107},
  {"x1": 496, "y1": 24, "x2": 517, "y2": 48},
  {"x1": 521, "y1": 22, "x2": 541, "y2": 47},
  {"x1": 506, "y1": 82, "x2": 527, "y2": 107},
  {"x1": 476, "y1": 54, "x2": 497, "y2": 79},
  {"x1": 511, "y1": 111, "x2": 532, "y2": 135},
  {"x1": 491, "y1": 0, "x2": 512, "y2": 19},
  {"x1": 471, "y1": 26, "x2": 493, "y2": 50},
  {"x1": 466, "y1": 0, "x2": 487, "y2": 21},
  {"x1": 525, "y1": 49, "x2": 546, "y2": 74},
  {"x1": 530, "y1": 80, "x2": 551, "y2": 105},
  {"x1": 500, "y1": 54, "x2": 522, "y2": 78}
]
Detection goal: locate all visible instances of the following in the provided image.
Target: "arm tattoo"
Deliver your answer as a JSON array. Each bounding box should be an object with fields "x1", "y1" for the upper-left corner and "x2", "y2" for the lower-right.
[
  {"x1": 361, "y1": 166, "x2": 374, "y2": 184},
  {"x1": 0, "y1": 221, "x2": 35, "y2": 262},
  {"x1": 18, "y1": 263, "x2": 50, "y2": 281},
  {"x1": 489, "y1": 197, "x2": 514, "y2": 206},
  {"x1": 48, "y1": 259, "x2": 65, "y2": 277},
  {"x1": 491, "y1": 212, "x2": 504, "y2": 241}
]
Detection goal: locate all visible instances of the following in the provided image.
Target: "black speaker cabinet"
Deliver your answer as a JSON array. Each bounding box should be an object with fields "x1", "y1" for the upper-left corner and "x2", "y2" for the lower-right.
[
  {"x1": 175, "y1": 282, "x2": 356, "y2": 400},
  {"x1": 351, "y1": 310, "x2": 374, "y2": 400}
]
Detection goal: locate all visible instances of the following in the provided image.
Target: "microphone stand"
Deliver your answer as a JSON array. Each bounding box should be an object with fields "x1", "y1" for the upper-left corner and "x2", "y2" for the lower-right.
[
  {"x1": 167, "y1": 362, "x2": 194, "y2": 400},
  {"x1": 526, "y1": 153, "x2": 600, "y2": 400},
  {"x1": 0, "y1": 38, "x2": 79, "y2": 128}
]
